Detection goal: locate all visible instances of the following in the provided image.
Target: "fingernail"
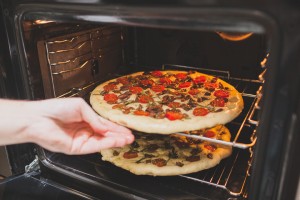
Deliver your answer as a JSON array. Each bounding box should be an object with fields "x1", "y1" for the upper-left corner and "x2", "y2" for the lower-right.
[{"x1": 126, "y1": 135, "x2": 134, "y2": 141}]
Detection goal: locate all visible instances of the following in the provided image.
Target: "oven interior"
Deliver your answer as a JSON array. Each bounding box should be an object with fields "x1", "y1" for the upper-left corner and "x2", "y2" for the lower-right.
[{"x1": 21, "y1": 19, "x2": 268, "y2": 199}]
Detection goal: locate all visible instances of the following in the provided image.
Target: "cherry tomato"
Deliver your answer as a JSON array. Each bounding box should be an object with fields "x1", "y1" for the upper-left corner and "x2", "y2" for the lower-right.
[
  {"x1": 151, "y1": 71, "x2": 163, "y2": 77},
  {"x1": 204, "y1": 130, "x2": 216, "y2": 138},
  {"x1": 103, "y1": 93, "x2": 118, "y2": 104},
  {"x1": 129, "y1": 86, "x2": 143, "y2": 94},
  {"x1": 204, "y1": 82, "x2": 218, "y2": 90},
  {"x1": 193, "y1": 76, "x2": 207, "y2": 84},
  {"x1": 214, "y1": 90, "x2": 229, "y2": 98},
  {"x1": 210, "y1": 98, "x2": 225, "y2": 107},
  {"x1": 103, "y1": 84, "x2": 117, "y2": 91},
  {"x1": 165, "y1": 111, "x2": 184, "y2": 120},
  {"x1": 159, "y1": 77, "x2": 172, "y2": 85},
  {"x1": 140, "y1": 79, "x2": 154, "y2": 86},
  {"x1": 138, "y1": 95, "x2": 153, "y2": 103},
  {"x1": 133, "y1": 110, "x2": 150, "y2": 116},
  {"x1": 175, "y1": 73, "x2": 187, "y2": 80},
  {"x1": 179, "y1": 82, "x2": 192, "y2": 88},
  {"x1": 123, "y1": 151, "x2": 138, "y2": 159},
  {"x1": 204, "y1": 144, "x2": 217, "y2": 152},
  {"x1": 151, "y1": 85, "x2": 165, "y2": 93},
  {"x1": 188, "y1": 89, "x2": 200, "y2": 95},
  {"x1": 167, "y1": 102, "x2": 181, "y2": 108},
  {"x1": 117, "y1": 77, "x2": 129, "y2": 85},
  {"x1": 193, "y1": 107, "x2": 209, "y2": 116}
]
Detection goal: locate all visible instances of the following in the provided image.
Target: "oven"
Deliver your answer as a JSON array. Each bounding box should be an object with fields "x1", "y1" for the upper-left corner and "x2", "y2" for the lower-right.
[{"x1": 0, "y1": 1, "x2": 299, "y2": 200}]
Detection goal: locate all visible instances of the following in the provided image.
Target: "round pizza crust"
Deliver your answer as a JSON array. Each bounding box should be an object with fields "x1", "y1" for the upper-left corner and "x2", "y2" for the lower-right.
[
  {"x1": 100, "y1": 125, "x2": 232, "y2": 176},
  {"x1": 90, "y1": 71, "x2": 243, "y2": 134}
]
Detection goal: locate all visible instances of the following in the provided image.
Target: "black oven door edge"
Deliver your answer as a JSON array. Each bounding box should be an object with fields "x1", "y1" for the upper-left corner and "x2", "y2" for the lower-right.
[{"x1": 0, "y1": 170, "x2": 98, "y2": 200}]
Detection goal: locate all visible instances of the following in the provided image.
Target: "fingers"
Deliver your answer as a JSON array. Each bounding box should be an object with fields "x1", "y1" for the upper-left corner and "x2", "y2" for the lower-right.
[
  {"x1": 78, "y1": 99, "x2": 109, "y2": 134},
  {"x1": 70, "y1": 131, "x2": 135, "y2": 155},
  {"x1": 98, "y1": 117, "x2": 132, "y2": 136},
  {"x1": 78, "y1": 98, "x2": 132, "y2": 137}
]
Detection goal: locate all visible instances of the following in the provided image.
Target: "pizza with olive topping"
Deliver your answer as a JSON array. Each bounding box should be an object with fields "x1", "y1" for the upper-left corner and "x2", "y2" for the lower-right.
[
  {"x1": 100, "y1": 125, "x2": 232, "y2": 176},
  {"x1": 90, "y1": 70, "x2": 243, "y2": 134}
]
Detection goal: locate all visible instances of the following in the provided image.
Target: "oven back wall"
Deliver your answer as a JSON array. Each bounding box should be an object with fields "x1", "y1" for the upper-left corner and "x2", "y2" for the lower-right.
[{"x1": 134, "y1": 28, "x2": 266, "y2": 79}]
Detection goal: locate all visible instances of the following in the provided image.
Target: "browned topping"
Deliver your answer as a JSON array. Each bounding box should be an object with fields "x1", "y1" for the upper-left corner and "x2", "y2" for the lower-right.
[
  {"x1": 152, "y1": 158, "x2": 167, "y2": 167},
  {"x1": 143, "y1": 144, "x2": 159, "y2": 153},
  {"x1": 176, "y1": 162, "x2": 184, "y2": 167},
  {"x1": 130, "y1": 141, "x2": 140, "y2": 148},
  {"x1": 186, "y1": 155, "x2": 201, "y2": 162},
  {"x1": 146, "y1": 104, "x2": 164, "y2": 113},
  {"x1": 113, "y1": 150, "x2": 119, "y2": 156},
  {"x1": 211, "y1": 77, "x2": 218, "y2": 83},
  {"x1": 118, "y1": 91, "x2": 132, "y2": 100},
  {"x1": 100, "y1": 90, "x2": 108, "y2": 95},
  {"x1": 112, "y1": 104, "x2": 125, "y2": 109},
  {"x1": 123, "y1": 151, "x2": 139, "y2": 159},
  {"x1": 136, "y1": 154, "x2": 155, "y2": 163},
  {"x1": 190, "y1": 148, "x2": 201, "y2": 155},
  {"x1": 207, "y1": 153, "x2": 213, "y2": 159},
  {"x1": 186, "y1": 137, "x2": 202, "y2": 145},
  {"x1": 161, "y1": 95, "x2": 176, "y2": 104},
  {"x1": 120, "y1": 85, "x2": 130, "y2": 91},
  {"x1": 175, "y1": 141, "x2": 190, "y2": 149},
  {"x1": 122, "y1": 107, "x2": 133, "y2": 114},
  {"x1": 168, "y1": 147, "x2": 178, "y2": 159}
]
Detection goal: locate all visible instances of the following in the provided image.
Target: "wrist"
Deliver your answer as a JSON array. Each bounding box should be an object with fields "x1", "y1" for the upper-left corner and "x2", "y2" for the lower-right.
[{"x1": 0, "y1": 99, "x2": 38, "y2": 145}]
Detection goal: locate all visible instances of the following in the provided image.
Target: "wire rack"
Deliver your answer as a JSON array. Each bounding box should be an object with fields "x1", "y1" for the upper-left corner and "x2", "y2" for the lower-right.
[
  {"x1": 41, "y1": 25, "x2": 124, "y2": 98},
  {"x1": 52, "y1": 63, "x2": 264, "y2": 197},
  {"x1": 160, "y1": 64, "x2": 262, "y2": 149},
  {"x1": 156, "y1": 64, "x2": 261, "y2": 196}
]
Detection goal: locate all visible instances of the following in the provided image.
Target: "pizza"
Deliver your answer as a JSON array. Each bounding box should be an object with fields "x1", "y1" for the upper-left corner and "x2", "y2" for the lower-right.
[
  {"x1": 90, "y1": 70, "x2": 243, "y2": 134},
  {"x1": 100, "y1": 125, "x2": 232, "y2": 176}
]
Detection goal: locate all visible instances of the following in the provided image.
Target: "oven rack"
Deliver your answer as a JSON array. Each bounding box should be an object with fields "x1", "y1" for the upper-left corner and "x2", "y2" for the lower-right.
[
  {"x1": 39, "y1": 25, "x2": 125, "y2": 98},
  {"x1": 173, "y1": 97, "x2": 258, "y2": 149},
  {"x1": 46, "y1": 28, "x2": 122, "y2": 75},
  {"x1": 161, "y1": 64, "x2": 262, "y2": 149},
  {"x1": 178, "y1": 147, "x2": 254, "y2": 196},
  {"x1": 38, "y1": 143, "x2": 253, "y2": 198},
  {"x1": 47, "y1": 64, "x2": 262, "y2": 198},
  {"x1": 58, "y1": 64, "x2": 263, "y2": 149}
]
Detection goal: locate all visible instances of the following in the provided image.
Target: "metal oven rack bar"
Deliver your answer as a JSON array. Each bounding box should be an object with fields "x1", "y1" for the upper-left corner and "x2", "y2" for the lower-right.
[{"x1": 178, "y1": 147, "x2": 254, "y2": 197}]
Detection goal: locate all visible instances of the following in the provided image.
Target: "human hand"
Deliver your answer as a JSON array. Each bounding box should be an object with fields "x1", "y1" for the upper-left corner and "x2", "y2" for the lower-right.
[{"x1": 0, "y1": 98, "x2": 134, "y2": 155}]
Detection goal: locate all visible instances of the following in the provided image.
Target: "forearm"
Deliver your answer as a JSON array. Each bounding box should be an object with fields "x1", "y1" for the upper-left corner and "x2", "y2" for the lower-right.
[{"x1": 0, "y1": 99, "x2": 34, "y2": 145}]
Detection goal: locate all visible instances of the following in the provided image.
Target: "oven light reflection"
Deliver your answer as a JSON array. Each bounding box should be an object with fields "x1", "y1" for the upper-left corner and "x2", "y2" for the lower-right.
[
  {"x1": 34, "y1": 20, "x2": 54, "y2": 25},
  {"x1": 216, "y1": 32, "x2": 253, "y2": 41}
]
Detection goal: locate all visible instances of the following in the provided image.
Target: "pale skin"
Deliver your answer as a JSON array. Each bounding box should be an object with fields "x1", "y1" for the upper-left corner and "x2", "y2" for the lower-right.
[{"x1": 0, "y1": 98, "x2": 134, "y2": 155}]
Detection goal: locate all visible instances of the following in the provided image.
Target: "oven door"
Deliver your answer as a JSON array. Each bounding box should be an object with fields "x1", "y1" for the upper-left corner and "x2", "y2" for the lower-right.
[{"x1": 0, "y1": 171, "x2": 96, "y2": 200}]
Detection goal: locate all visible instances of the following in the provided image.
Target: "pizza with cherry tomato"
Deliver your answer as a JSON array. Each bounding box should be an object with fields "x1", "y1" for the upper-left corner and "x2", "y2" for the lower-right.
[
  {"x1": 90, "y1": 70, "x2": 243, "y2": 134},
  {"x1": 100, "y1": 125, "x2": 232, "y2": 176}
]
